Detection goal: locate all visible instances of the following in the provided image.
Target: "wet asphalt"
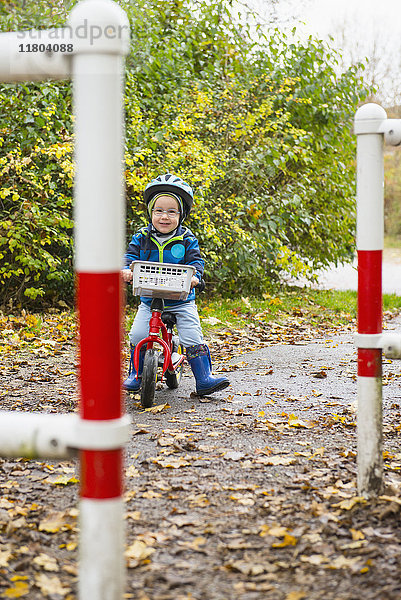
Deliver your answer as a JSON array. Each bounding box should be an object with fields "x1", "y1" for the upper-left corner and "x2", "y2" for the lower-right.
[{"x1": 127, "y1": 318, "x2": 401, "y2": 464}]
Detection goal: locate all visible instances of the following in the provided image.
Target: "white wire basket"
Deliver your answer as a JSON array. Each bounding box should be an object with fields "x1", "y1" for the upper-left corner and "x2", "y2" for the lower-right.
[{"x1": 132, "y1": 260, "x2": 196, "y2": 300}]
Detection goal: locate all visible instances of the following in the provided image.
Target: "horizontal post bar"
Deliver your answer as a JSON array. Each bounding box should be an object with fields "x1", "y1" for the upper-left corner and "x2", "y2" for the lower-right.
[
  {"x1": 378, "y1": 119, "x2": 401, "y2": 146},
  {"x1": 0, "y1": 412, "x2": 131, "y2": 459},
  {"x1": 354, "y1": 332, "x2": 401, "y2": 358},
  {"x1": 0, "y1": 0, "x2": 130, "y2": 84},
  {"x1": 0, "y1": 30, "x2": 71, "y2": 81}
]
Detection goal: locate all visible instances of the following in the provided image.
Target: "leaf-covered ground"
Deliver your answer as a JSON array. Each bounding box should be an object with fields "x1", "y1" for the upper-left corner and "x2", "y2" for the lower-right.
[{"x1": 1, "y1": 308, "x2": 401, "y2": 599}]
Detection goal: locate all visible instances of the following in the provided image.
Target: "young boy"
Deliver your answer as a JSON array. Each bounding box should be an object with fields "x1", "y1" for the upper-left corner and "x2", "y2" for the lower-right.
[{"x1": 121, "y1": 173, "x2": 229, "y2": 397}]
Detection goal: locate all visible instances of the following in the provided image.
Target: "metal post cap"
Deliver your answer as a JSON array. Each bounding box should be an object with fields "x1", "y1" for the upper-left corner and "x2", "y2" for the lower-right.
[
  {"x1": 354, "y1": 103, "x2": 387, "y2": 135},
  {"x1": 355, "y1": 103, "x2": 387, "y2": 121},
  {"x1": 69, "y1": 0, "x2": 130, "y2": 55}
]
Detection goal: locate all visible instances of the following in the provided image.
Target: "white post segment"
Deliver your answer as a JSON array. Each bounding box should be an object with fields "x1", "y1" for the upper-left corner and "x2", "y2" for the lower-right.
[
  {"x1": 357, "y1": 376, "x2": 383, "y2": 495},
  {"x1": 69, "y1": 0, "x2": 130, "y2": 273},
  {"x1": 73, "y1": 53, "x2": 126, "y2": 272},
  {"x1": 79, "y1": 498, "x2": 125, "y2": 600},
  {"x1": 354, "y1": 103, "x2": 386, "y2": 252},
  {"x1": 0, "y1": 412, "x2": 130, "y2": 458}
]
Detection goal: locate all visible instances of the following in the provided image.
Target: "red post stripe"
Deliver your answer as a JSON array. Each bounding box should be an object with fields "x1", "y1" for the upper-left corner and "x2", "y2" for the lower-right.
[
  {"x1": 357, "y1": 250, "x2": 382, "y2": 379},
  {"x1": 80, "y1": 449, "x2": 123, "y2": 499},
  {"x1": 358, "y1": 348, "x2": 382, "y2": 378},
  {"x1": 77, "y1": 272, "x2": 124, "y2": 499},
  {"x1": 77, "y1": 272, "x2": 123, "y2": 421},
  {"x1": 358, "y1": 250, "x2": 382, "y2": 335}
]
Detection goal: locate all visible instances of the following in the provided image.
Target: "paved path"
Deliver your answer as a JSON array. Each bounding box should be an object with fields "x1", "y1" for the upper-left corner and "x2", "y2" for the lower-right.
[{"x1": 295, "y1": 248, "x2": 401, "y2": 295}]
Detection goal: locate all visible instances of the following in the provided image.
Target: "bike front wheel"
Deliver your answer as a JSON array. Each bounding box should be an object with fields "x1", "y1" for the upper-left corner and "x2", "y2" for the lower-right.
[{"x1": 140, "y1": 349, "x2": 159, "y2": 408}]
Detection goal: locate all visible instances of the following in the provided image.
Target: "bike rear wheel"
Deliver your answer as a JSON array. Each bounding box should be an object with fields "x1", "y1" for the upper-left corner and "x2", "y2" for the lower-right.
[
  {"x1": 140, "y1": 349, "x2": 159, "y2": 408},
  {"x1": 165, "y1": 340, "x2": 184, "y2": 389},
  {"x1": 165, "y1": 363, "x2": 184, "y2": 389}
]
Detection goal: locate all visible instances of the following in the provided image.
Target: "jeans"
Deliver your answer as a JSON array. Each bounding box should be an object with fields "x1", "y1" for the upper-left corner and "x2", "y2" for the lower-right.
[{"x1": 128, "y1": 300, "x2": 204, "y2": 349}]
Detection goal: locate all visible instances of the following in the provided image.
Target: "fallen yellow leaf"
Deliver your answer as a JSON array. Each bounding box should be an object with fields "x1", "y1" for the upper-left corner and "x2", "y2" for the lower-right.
[
  {"x1": 145, "y1": 402, "x2": 170, "y2": 413},
  {"x1": 179, "y1": 536, "x2": 207, "y2": 551},
  {"x1": 300, "y1": 554, "x2": 329, "y2": 566},
  {"x1": 379, "y1": 495, "x2": 401, "y2": 505},
  {"x1": 34, "y1": 573, "x2": 71, "y2": 597},
  {"x1": 142, "y1": 490, "x2": 162, "y2": 499},
  {"x1": 39, "y1": 511, "x2": 73, "y2": 533},
  {"x1": 66, "y1": 542, "x2": 77, "y2": 551},
  {"x1": 0, "y1": 549, "x2": 12, "y2": 567},
  {"x1": 187, "y1": 493, "x2": 209, "y2": 507},
  {"x1": 126, "y1": 465, "x2": 140, "y2": 478},
  {"x1": 152, "y1": 456, "x2": 191, "y2": 468},
  {"x1": 230, "y1": 494, "x2": 255, "y2": 506},
  {"x1": 288, "y1": 414, "x2": 316, "y2": 428},
  {"x1": 285, "y1": 592, "x2": 308, "y2": 600},
  {"x1": 125, "y1": 540, "x2": 155, "y2": 563},
  {"x1": 268, "y1": 526, "x2": 289, "y2": 537},
  {"x1": 258, "y1": 456, "x2": 296, "y2": 466},
  {"x1": 225, "y1": 560, "x2": 266, "y2": 576},
  {"x1": 0, "y1": 498, "x2": 14, "y2": 509},
  {"x1": 327, "y1": 556, "x2": 361, "y2": 570},
  {"x1": 331, "y1": 496, "x2": 366, "y2": 510},
  {"x1": 308, "y1": 447, "x2": 325, "y2": 459},
  {"x1": 350, "y1": 528, "x2": 365, "y2": 541},
  {"x1": 272, "y1": 534, "x2": 298, "y2": 548},
  {"x1": 45, "y1": 474, "x2": 78, "y2": 486},
  {"x1": 33, "y1": 553, "x2": 59, "y2": 572},
  {"x1": 4, "y1": 582, "x2": 30, "y2": 598}
]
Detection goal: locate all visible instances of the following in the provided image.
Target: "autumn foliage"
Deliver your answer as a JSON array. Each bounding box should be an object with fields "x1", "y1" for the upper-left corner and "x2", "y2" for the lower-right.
[{"x1": 0, "y1": 0, "x2": 369, "y2": 308}]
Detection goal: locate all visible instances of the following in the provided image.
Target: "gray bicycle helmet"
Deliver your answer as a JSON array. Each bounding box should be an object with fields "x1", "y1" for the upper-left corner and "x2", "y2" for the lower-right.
[{"x1": 143, "y1": 173, "x2": 194, "y2": 222}]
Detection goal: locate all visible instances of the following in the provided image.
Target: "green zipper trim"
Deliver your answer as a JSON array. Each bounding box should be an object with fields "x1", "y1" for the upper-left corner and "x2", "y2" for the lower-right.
[{"x1": 152, "y1": 234, "x2": 185, "y2": 262}]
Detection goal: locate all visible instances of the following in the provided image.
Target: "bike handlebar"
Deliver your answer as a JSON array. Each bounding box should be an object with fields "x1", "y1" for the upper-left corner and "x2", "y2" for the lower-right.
[{"x1": 195, "y1": 278, "x2": 206, "y2": 294}]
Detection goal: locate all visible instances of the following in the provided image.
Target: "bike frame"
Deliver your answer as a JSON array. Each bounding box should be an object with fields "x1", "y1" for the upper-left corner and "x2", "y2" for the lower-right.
[{"x1": 132, "y1": 306, "x2": 185, "y2": 382}]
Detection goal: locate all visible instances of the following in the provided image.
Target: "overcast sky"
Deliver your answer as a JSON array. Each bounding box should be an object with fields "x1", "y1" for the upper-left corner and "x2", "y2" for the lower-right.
[
  {"x1": 249, "y1": 0, "x2": 401, "y2": 38},
  {"x1": 298, "y1": 0, "x2": 401, "y2": 43},
  {"x1": 239, "y1": 0, "x2": 401, "y2": 105}
]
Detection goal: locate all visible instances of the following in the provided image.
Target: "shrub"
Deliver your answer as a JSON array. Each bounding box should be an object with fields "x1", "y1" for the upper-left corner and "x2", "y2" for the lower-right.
[{"x1": 0, "y1": 0, "x2": 369, "y2": 308}]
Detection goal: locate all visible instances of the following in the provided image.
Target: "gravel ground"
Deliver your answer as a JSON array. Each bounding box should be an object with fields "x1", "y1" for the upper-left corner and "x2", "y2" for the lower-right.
[{"x1": 1, "y1": 315, "x2": 401, "y2": 599}]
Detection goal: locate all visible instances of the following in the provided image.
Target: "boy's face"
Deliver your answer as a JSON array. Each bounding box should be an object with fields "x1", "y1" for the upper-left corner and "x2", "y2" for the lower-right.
[{"x1": 151, "y1": 195, "x2": 180, "y2": 234}]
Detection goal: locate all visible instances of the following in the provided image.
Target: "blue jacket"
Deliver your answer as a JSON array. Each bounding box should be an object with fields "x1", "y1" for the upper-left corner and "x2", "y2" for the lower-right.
[{"x1": 124, "y1": 224, "x2": 205, "y2": 306}]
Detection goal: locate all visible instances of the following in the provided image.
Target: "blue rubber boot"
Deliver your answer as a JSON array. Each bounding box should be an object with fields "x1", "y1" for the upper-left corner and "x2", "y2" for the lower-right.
[
  {"x1": 186, "y1": 344, "x2": 229, "y2": 396},
  {"x1": 123, "y1": 345, "x2": 145, "y2": 392}
]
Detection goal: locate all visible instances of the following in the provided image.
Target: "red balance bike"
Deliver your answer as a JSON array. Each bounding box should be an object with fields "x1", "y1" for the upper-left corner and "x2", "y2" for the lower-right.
[{"x1": 130, "y1": 260, "x2": 199, "y2": 409}]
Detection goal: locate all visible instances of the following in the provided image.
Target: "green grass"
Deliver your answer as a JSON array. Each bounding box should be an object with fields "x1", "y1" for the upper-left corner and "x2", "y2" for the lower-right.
[
  {"x1": 196, "y1": 287, "x2": 401, "y2": 335},
  {"x1": 384, "y1": 235, "x2": 401, "y2": 249},
  {"x1": 3, "y1": 286, "x2": 400, "y2": 348},
  {"x1": 383, "y1": 292, "x2": 401, "y2": 311},
  {"x1": 124, "y1": 287, "x2": 401, "y2": 337}
]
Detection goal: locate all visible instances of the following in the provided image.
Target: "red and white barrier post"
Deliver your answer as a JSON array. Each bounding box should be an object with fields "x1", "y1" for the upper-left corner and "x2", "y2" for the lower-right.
[
  {"x1": 0, "y1": 1, "x2": 131, "y2": 597},
  {"x1": 354, "y1": 104, "x2": 401, "y2": 497},
  {"x1": 354, "y1": 104, "x2": 386, "y2": 497},
  {"x1": 70, "y1": 1, "x2": 130, "y2": 598}
]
